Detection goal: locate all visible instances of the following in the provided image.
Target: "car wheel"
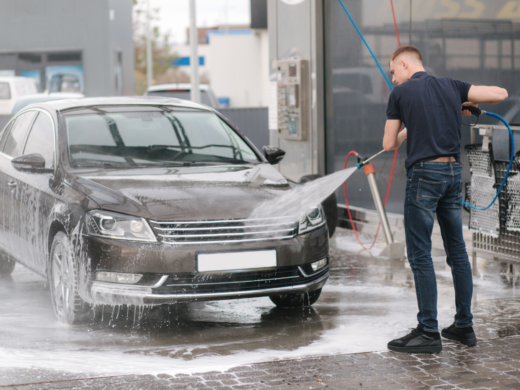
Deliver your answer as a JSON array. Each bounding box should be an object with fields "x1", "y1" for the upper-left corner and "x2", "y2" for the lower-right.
[
  {"x1": 49, "y1": 232, "x2": 91, "y2": 324},
  {"x1": 299, "y1": 174, "x2": 338, "y2": 237},
  {"x1": 269, "y1": 288, "x2": 322, "y2": 308},
  {"x1": 0, "y1": 252, "x2": 15, "y2": 275}
]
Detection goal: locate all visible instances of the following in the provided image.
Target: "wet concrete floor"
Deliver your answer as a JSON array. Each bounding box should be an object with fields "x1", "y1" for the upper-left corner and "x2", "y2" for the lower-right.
[{"x1": 1, "y1": 228, "x2": 520, "y2": 388}]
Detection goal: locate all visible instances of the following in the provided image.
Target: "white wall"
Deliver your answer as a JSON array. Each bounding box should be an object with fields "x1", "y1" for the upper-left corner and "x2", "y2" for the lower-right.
[
  {"x1": 171, "y1": 30, "x2": 269, "y2": 108},
  {"x1": 208, "y1": 30, "x2": 269, "y2": 107}
]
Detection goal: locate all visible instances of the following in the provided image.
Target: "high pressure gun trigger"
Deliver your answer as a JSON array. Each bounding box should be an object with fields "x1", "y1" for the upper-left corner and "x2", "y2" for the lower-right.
[{"x1": 464, "y1": 105, "x2": 485, "y2": 117}]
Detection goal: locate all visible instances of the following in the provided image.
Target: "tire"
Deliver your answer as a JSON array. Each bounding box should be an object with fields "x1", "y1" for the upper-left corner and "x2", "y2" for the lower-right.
[
  {"x1": 299, "y1": 174, "x2": 338, "y2": 237},
  {"x1": 49, "y1": 232, "x2": 91, "y2": 324},
  {"x1": 0, "y1": 252, "x2": 15, "y2": 275},
  {"x1": 269, "y1": 288, "x2": 322, "y2": 308}
]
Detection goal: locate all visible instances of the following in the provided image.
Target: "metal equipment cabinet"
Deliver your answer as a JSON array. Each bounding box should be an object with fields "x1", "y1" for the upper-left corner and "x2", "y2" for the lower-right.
[{"x1": 467, "y1": 124, "x2": 520, "y2": 284}]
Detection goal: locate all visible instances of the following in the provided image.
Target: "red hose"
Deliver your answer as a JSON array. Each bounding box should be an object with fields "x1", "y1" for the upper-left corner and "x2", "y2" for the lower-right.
[
  {"x1": 390, "y1": 0, "x2": 401, "y2": 47},
  {"x1": 343, "y1": 0, "x2": 401, "y2": 250}
]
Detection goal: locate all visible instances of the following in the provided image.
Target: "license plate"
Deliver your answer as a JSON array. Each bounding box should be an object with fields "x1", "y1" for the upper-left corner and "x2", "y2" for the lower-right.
[{"x1": 197, "y1": 250, "x2": 277, "y2": 273}]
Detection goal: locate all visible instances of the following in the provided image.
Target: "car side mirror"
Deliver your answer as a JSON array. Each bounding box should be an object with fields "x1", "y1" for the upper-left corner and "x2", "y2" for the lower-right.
[
  {"x1": 263, "y1": 146, "x2": 285, "y2": 165},
  {"x1": 11, "y1": 153, "x2": 53, "y2": 173}
]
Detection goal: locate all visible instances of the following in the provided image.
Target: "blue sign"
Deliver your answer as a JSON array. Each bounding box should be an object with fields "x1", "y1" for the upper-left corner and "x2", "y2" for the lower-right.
[
  {"x1": 172, "y1": 57, "x2": 205, "y2": 67},
  {"x1": 218, "y1": 97, "x2": 230, "y2": 108}
]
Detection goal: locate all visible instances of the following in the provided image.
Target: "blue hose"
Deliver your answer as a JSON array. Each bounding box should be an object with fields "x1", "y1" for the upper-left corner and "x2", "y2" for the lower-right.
[
  {"x1": 462, "y1": 111, "x2": 515, "y2": 211},
  {"x1": 337, "y1": 0, "x2": 393, "y2": 91},
  {"x1": 337, "y1": 0, "x2": 514, "y2": 210}
]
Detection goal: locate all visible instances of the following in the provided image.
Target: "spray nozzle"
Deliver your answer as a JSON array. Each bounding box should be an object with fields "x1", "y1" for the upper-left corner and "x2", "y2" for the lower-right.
[
  {"x1": 356, "y1": 156, "x2": 367, "y2": 170},
  {"x1": 352, "y1": 153, "x2": 366, "y2": 170}
]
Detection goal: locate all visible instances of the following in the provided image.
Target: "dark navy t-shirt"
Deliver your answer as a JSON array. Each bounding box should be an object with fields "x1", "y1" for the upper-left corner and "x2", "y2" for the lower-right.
[{"x1": 386, "y1": 71, "x2": 471, "y2": 171}]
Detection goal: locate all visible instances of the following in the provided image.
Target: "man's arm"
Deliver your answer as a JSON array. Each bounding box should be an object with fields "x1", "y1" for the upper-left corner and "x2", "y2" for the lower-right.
[
  {"x1": 467, "y1": 85, "x2": 508, "y2": 104},
  {"x1": 383, "y1": 119, "x2": 406, "y2": 151}
]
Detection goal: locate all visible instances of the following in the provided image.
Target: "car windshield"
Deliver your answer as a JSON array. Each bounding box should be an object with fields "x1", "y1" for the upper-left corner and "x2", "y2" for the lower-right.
[{"x1": 63, "y1": 108, "x2": 260, "y2": 168}]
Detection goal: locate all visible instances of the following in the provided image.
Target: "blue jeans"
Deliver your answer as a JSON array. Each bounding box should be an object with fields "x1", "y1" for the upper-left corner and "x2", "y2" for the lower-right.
[{"x1": 405, "y1": 161, "x2": 473, "y2": 333}]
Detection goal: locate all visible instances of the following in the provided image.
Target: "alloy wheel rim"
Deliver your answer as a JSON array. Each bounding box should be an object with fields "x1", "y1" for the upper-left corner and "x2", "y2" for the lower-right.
[{"x1": 52, "y1": 241, "x2": 73, "y2": 317}]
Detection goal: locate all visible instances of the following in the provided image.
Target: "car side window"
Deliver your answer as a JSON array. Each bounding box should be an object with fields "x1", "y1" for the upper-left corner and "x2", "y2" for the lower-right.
[
  {"x1": 2, "y1": 111, "x2": 37, "y2": 157},
  {"x1": 23, "y1": 112, "x2": 55, "y2": 168},
  {"x1": 0, "y1": 119, "x2": 15, "y2": 150}
]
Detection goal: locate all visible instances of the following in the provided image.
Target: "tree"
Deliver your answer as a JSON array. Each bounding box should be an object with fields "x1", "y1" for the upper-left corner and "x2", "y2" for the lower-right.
[{"x1": 133, "y1": 0, "x2": 187, "y2": 94}]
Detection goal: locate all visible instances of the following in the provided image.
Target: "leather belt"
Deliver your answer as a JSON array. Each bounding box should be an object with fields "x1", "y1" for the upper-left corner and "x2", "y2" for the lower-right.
[{"x1": 427, "y1": 157, "x2": 456, "y2": 162}]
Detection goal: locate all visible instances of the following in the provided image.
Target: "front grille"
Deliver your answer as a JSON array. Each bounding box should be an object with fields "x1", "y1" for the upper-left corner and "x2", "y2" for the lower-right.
[
  {"x1": 149, "y1": 216, "x2": 298, "y2": 245},
  {"x1": 152, "y1": 265, "x2": 328, "y2": 295}
]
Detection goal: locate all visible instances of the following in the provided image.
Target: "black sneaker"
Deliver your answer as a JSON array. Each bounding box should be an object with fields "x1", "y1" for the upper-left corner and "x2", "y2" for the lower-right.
[
  {"x1": 388, "y1": 327, "x2": 442, "y2": 353},
  {"x1": 441, "y1": 323, "x2": 477, "y2": 346}
]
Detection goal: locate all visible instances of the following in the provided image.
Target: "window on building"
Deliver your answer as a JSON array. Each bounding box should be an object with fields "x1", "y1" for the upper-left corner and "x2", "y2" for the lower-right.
[{"x1": 48, "y1": 52, "x2": 81, "y2": 62}]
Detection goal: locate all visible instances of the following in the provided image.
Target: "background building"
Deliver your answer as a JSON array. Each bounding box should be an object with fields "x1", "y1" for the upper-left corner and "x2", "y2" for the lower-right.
[
  {"x1": 208, "y1": 28, "x2": 269, "y2": 107},
  {"x1": 0, "y1": 0, "x2": 134, "y2": 96}
]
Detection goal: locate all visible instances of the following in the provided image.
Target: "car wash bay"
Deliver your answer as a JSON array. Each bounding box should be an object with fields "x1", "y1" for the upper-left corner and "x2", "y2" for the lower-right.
[{"x1": 4, "y1": 1, "x2": 520, "y2": 388}]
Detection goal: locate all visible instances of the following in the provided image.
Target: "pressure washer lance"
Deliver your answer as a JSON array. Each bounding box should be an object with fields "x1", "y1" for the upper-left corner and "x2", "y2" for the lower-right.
[{"x1": 356, "y1": 149, "x2": 386, "y2": 169}]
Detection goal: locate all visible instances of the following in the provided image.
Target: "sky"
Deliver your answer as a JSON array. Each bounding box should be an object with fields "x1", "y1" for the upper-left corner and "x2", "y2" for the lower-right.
[{"x1": 149, "y1": 0, "x2": 251, "y2": 45}]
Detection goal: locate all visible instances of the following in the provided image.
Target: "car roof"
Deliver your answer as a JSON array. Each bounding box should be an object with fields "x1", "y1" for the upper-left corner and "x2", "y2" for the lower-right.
[
  {"x1": 24, "y1": 96, "x2": 214, "y2": 112},
  {"x1": 10, "y1": 93, "x2": 85, "y2": 114},
  {"x1": 146, "y1": 83, "x2": 211, "y2": 92}
]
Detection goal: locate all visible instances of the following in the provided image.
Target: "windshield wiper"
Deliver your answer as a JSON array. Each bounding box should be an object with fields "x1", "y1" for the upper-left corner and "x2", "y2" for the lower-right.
[
  {"x1": 134, "y1": 161, "x2": 190, "y2": 167},
  {"x1": 71, "y1": 162, "x2": 128, "y2": 168},
  {"x1": 136, "y1": 161, "x2": 230, "y2": 167}
]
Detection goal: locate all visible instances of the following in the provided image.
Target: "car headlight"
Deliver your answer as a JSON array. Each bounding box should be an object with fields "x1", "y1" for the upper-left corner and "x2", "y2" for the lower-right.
[
  {"x1": 86, "y1": 210, "x2": 157, "y2": 242},
  {"x1": 298, "y1": 205, "x2": 326, "y2": 234}
]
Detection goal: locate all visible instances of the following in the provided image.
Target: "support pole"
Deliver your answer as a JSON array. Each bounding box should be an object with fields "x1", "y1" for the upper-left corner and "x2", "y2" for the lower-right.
[
  {"x1": 362, "y1": 164, "x2": 405, "y2": 259},
  {"x1": 363, "y1": 164, "x2": 393, "y2": 244},
  {"x1": 146, "y1": 0, "x2": 153, "y2": 88},
  {"x1": 189, "y1": 0, "x2": 200, "y2": 103},
  {"x1": 472, "y1": 250, "x2": 478, "y2": 277}
]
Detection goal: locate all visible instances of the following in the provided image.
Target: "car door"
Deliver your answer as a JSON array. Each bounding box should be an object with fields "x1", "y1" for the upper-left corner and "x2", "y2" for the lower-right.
[
  {"x1": 0, "y1": 118, "x2": 17, "y2": 256},
  {"x1": 16, "y1": 110, "x2": 57, "y2": 274},
  {"x1": 0, "y1": 110, "x2": 38, "y2": 265}
]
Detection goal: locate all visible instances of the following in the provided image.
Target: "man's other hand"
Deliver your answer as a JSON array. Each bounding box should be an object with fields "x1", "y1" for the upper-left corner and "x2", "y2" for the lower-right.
[{"x1": 461, "y1": 102, "x2": 478, "y2": 116}]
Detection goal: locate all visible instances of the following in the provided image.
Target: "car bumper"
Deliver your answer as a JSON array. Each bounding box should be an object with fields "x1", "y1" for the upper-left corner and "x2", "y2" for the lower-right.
[
  {"x1": 90, "y1": 270, "x2": 329, "y2": 305},
  {"x1": 82, "y1": 224, "x2": 329, "y2": 305},
  {"x1": 84, "y1": 225, "x2": 329, "y2": 274}
]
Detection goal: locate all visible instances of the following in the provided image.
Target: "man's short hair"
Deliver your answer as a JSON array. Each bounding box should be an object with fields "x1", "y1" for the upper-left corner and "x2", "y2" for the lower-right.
[{"x1": 390, "y1": 45, "x2": 423, "y2": 64}]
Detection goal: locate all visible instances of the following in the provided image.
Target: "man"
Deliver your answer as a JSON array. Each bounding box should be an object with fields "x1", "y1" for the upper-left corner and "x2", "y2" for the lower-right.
[{"x1": 382, "y1": 45, "x2": 508, "y2": 353}]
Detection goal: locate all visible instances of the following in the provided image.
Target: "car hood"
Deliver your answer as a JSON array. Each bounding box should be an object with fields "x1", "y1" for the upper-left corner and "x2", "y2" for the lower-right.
[{"x1": 66, "y1": 164, "x2": 292, "y2": 221}]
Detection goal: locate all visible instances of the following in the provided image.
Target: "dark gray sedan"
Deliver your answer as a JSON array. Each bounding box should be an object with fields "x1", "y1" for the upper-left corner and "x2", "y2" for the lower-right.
[{"x1": 0, "y1": 97, "x2": 329, "y2": 324}]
